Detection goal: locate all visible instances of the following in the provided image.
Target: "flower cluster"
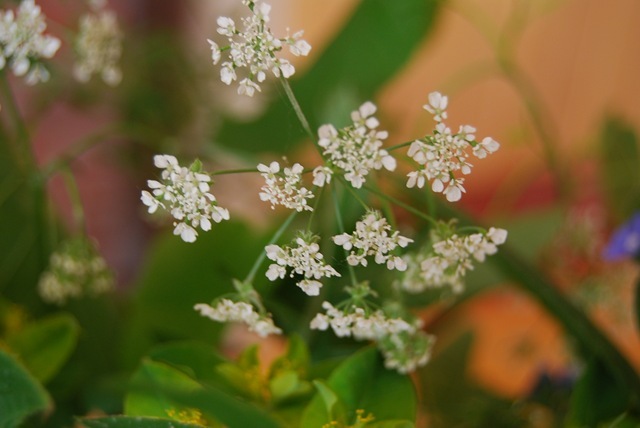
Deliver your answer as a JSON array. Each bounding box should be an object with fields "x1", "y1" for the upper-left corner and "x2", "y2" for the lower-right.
[
  {"x1": 333, "y1": 211, "x2": 412, "y2": 270},
  {"x1": 405, "y1": 226, "x2": 508, "y2": 294},
  {"x1": 74, "y1": 9, "x2": 123, "y2": 86},
  {"x1": 207, "y1": 0, "x2": 311, "y2": 96},
  {"x1": 0, "y1": 0, "x2": 60, "y2": 84},
  {"x1": 194, "y1": 299, "x2": 281, "y2": 337},
  {"x1": 378, "y1": 330, "x2": 435, "y2": 374},
  {"x1": 317, "y1": 102, "x2": 396, "y2": 189},
  {"x1": 258, "y1": 161, "x2": 314, "y2": 211},
  {"x1": 38, "y1": 239, "x2": 113, "y2": 305},
  {"x1": 265, "y1": 235, "x2": 340, "y2": 296},
  {"x1": 406, "y1": 92, "x2": 500, "y2": 202},
  {"x1": 310, "y1": 301, "x2": 415, "y2": 341},
  {"x1": 141, "y1": 155, "x2": 230, "y2": 243}
]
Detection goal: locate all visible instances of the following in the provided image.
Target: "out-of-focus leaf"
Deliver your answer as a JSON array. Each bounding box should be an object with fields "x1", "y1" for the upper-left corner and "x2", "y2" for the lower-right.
[
  {"x1": 125, "y1": 359, "x2": 203, "y2": 418},
  {"x1": 301, "y1": 347, "x2": 416, "y2": 427},
  {"x1": 270, "y1": 334, "x2": 310, "y2": 377},
  {"x1": 569, "y1": 358, "x2": 630, "y2": 426},
  {"x1": 419, "y1": 332, "x2": 526, "y2": 428},
  {"x1": 79, "y1": 416, "x2": 204, "y2": 428},
  {"x1": 368, "y1": 421, "x2": 414, "y2": 428},
  {"x1": 126, "y1": 359, "x2": 281, "y2": 428},
  {"x1": 598, "y1": 413, "x2": 640, "y2": 427},
  {"x1": 122, "y1": 221, "x2": 266, "y2": 368},
  {"x1": 147, "y1": 341, "x2": 228, "y2": 385},
  {"x1": 7, "y1": 312, "x2": 79, "y2": 383},
  {"x1": 217, "y1": 0, "x2": 440, "y2": 153},
  {"x1": 0, "y1": 349, "x2": 50, "y2": 428},
  {"x1": 600, "y1": 118, "x2": 640, "y2": 222}
]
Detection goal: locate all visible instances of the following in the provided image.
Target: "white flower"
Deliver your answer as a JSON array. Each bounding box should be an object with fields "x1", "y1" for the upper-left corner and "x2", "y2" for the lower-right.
[
  {"x1": 258, "y1": 161, "x2": 314, "y2": 211},
  {"x1": 310, "y1": 301, "x2": 416, "y2": 341},
  {"x1": 318, "y1": 102, "x2": 395, "y2": 189},
  {"x1": 312, "y1": 166, "x2": 333, "y2": 187},
  {"x1": 38, "y1": 238, "x2": 113, "y2": 305},
  {"x1": 400, "y1": 226, "x2": 508, "y2": 294},
  {"x1": 378, "y1": 330, "x2": 435, "y2": 374},
  {"x1": 265, "y1": 235, "x2": 340, "y2": 296},
  {"x1": 73, "y1": 10, "x2": 123, "y2": 86},
  {"x1": 0, "y1": 0, "x2": 60, "y2": 84},
  {"x1": 207, "y1": 1, "x2": 311, "y2": 96},
  {"x1": 406, "y1": 92, "x2": 500, "y2": 202},
  {"x1": 333, "y1": 211, "x2": 412, "y2": 271},
  {"x1": 195, "y1": 299, "x2": 281, "y2": 337},
  {"x1": 141, "y1": 155, "x2": 230, "y2": 243},
  {"x1": 423, "y1": 91, "x2": 448, "y2": 122}
]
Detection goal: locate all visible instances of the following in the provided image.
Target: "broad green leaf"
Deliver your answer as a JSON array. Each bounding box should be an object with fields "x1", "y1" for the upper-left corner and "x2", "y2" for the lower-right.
[
  {"x1": 368, "y1": 421, "x2": 415, "y2": 428},
  {"x1": 147, "y1": 341, "x2": 228, "y2": 385},
  {"x1": 7, "y1": 312, "x2": 79, "y2": 383},
  {"x1": 122, "y1": 221, "x2": 267, "y2": 367},
  {"x1": 600, "y1": 117, "x2": 640, "y2": 222},
  {"x1": 569, "y1": 358, "x2": 630, "y2": 426},
  {"x1": 125, "y1": 359, "x2": 203, "y2": 418},
  {"x1": 301, "y1": 347, "x2": 416, "y2": 427},
  {"x1": 79, "y1": 416, "x2": 204, "y2": 428},
  {"x1": 269, "y1": 370, "x2": 312, "y2": 404},
  {"x1": 0, "y1": 349, "x2": 51, "y2": 428},
  {"x1": 126, "y1": 359, "x2": 281, "y2": 428},
  {"x1": 216, "y1": 0, "x2": 440, "y2": 154}
]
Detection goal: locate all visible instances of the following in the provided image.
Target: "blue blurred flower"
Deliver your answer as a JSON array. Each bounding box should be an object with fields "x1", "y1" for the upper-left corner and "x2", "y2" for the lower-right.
[{"x1": 603, "y1": 212, "x2": 640, "y2": 261}]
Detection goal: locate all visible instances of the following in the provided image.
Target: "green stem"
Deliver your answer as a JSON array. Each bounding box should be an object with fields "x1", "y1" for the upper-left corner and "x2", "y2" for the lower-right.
[
  {"x1": 387, "y1": 140, "x2": 415, "y2": 152},
  {"x1": 332, "y1": 185, "x2": 358, "y2": 287},
  {"x1": 243, "y1": 210, "x2": 298, "y2": 284},
  {"x1": 0, "y1": 73, "x2": 35, "y2": 173},
  {"x1": 62, "y1": 168, "x2": 86, "y2": 234},
  {"x1": 211, "y1": 167, "x2": 258, "y2": 176},
  {"x1": 363, "y1": 185, "x2": 438, "y2": 228},
  {"x1": 279, "y1": 77, "x2": 316, "y2": 144}
]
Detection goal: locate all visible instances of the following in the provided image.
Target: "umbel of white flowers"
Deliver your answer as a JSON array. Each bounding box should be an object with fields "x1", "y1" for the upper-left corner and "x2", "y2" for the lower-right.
[
  {"x1": 141, "y1": 155, "x2": 230, "y2": 243},
  {"x1": 207, "y1": 0, "x2": 311, "y2": 96},
  {"x1": 74, "y1": 10, "x2": 123, "y2": 86},
  {"x1": 406, "y1": 91, "x2": 500, "y2": 202},
  {"x1": 0, "y1": 0, "x2": 61, "y2": 84}
]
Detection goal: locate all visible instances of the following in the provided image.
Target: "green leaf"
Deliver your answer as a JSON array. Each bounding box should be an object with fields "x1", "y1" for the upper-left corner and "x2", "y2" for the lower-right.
[
  {"x1": 0, "y1": 349, "x2": 51, "y2": 428},
  {"x1": 600, "y1": 117, "x2": 640, "y2": 222},
  {"x1": 126, "y1": 359, "x2": 281, "y2": 428},
  {"x1": 569, "y1": 358, "x2": 631, "y2": 426},
  {"x1": 122, "y1": 221, "x2": 267, "y2": 367},
  {"x1": 301, "y1": 348, "x2": 416, "y2": 427},
  {"x1": 217, "y1": 0, "x2": 440, "y2": 154},
  {"x1": 419, "y1": 332, "x2": 526, "y2": 428},
  {"x1": 125, "y1": 359, "x2": 204, "y2": 418},
  {"x1": 368, "y1": 421, "x2": 415, "y2": 428},
  {"x1": 147, "y1": 341, "x2": 228, "y2": 385},
  {"x1": 7, "y1": 312, "x2": 79, "y2": 383},
  {"x1": 79, "y1": 416, "x2": 205, "y2": 428},
  {"x1": 270, "y1": 334, "x2": 310, "y2": 377}
]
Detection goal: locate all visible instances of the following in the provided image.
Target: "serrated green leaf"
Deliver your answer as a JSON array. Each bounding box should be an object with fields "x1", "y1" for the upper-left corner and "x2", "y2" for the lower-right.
[
  {"x1": 79, "y1": 416, "x2": 204, "y2": 428},
  {"x1": 217, "y1": 0, "x2": 439, "y2": 154},
  {"x1": 301, "y1": 348, "x2": 416, "y2": 427},
  {"x1": 7, "y1": 312, "x2": 79, "y2": 383},
  {"x1": 0, "y1": 349, "x2": 51, "y2": 428}
]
